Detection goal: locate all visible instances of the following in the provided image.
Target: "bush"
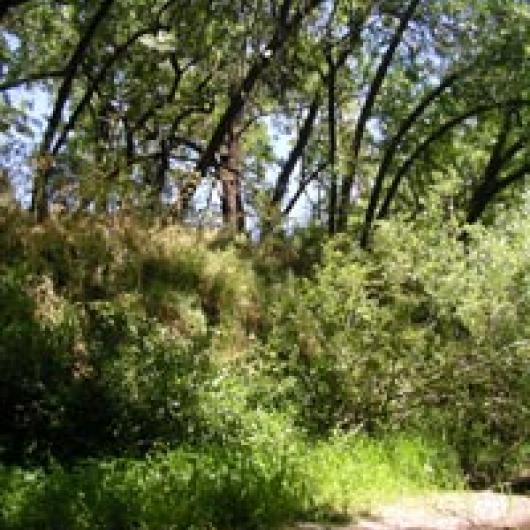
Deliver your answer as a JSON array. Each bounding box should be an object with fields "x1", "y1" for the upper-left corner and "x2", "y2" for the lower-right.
[
  {"x1": 0, "y1": 213, "x2": 260, "y2": 463},
  {"x1": 0, "y1": 268, "x2": 81, "y2": 463},
  {"x1": 262, "y1": 216, "x2": 530, "y2": 483},
  {"x1": 2, "y1": 207, "x2": 529, "y2": 485},
  {"x1": 0, "y1": 267, "x2": 212, "y2": 463}
]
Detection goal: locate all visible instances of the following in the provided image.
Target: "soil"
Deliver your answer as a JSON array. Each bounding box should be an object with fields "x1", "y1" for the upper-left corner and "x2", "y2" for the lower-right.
[{"x1": 289, "y1": 491, "x2": 530, "y2": 530}]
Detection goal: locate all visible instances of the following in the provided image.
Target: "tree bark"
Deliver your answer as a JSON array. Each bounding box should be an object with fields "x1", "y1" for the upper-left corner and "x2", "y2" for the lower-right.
[
  {"x1": 145, "y1": 137, "x2": 168, "y2": 212},
  {"x1": 327, "y1": 59, "x2": 337, "y2": 235},
  {"x1": 467, "y1": 162, "x2": 530, "y2": 224},
  {"x1": 220, "y1": 115, "x2": 245, "y2": 232},
  {"x1": 376, "y1": 99, "x2": 530, "y2": 222},
  {"x1": 282, "y1": 162, "x2": 326, "y2": 217},
  {"x1": 52, "y1": 24, "x2": 167, "y2": 156},
  {"x1": 179, "y1": 0, "x2": 323, "y2": 214},
  {"x1": 0, "y1": 70, "x2": 66, "y2": 93},
  {"x1": 467, "y1": 112, "x2": 528, "y2": 223},
  {"x1": 272, "y1": 94, "x2": 320, "y2": 206},
  {"x1": 323, "y1": 4, "x2": 370, "y2": 233}
]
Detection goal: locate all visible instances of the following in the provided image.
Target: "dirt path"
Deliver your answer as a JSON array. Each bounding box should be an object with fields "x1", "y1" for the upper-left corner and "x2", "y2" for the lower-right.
[{"x1": 290, "y1": 492, "x2": 530, "y2": 530}]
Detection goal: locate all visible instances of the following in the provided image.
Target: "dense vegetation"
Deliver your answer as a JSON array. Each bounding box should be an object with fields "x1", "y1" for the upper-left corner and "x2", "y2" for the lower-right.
[{"x1": 1, "y1": 1, "x2": 530, "y2": 528}]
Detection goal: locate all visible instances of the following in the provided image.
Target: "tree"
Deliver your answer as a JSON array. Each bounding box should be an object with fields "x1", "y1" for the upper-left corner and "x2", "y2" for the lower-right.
[{"x1": 1, "y1": 0, "x2": 530, "y2": 238}]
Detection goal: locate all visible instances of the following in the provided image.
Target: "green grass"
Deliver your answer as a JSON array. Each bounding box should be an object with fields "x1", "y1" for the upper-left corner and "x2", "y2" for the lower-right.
[
  {"x1": 300, "y1": 433, "x2": 463, "y2": 519},
  {"x1": 0, "y1": 434, "x2": 462, "y2": 530}
]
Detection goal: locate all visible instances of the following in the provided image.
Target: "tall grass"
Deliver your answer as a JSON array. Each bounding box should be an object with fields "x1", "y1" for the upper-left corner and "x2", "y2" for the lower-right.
[
  {"x1": 300, "y1": 434, "x2": 463, "y2": 518},
  {"x1": 0, "y1": 434, "x2": 462, "y2": 530}
]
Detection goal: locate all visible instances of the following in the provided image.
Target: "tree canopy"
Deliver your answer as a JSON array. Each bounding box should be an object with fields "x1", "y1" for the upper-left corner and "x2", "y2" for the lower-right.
[{"x1": 1, "y1": 0, "x2": 528, "y2": 242}]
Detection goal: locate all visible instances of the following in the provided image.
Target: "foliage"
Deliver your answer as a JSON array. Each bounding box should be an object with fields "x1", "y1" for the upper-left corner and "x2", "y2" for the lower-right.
[
  {"x1": 0, "y1": 210, "x2": 262, "y2": 463},
  {"x1": 2, "y1": 1, "x2": 530, "y2": 526},
  {"x1": 0, "y1": 266, "x2": 211, "y2": 463},
  {"x1": 2, "y1": 202, "x2": 530, "y2": 487},
  {"x1": 2, "y1": 1, "x2": 530, "y2": 232},
  {"x1": 0, "y1": 433, "x2": 461, "y2": 530},
  {"x1": 263, "y1": 207, "x2": 530, "y2": 483}
]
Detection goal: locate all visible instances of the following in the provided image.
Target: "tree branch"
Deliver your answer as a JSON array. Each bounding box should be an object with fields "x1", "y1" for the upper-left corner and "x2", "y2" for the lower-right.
[
  {"x1": 360, "y1": 67, "x2": 467, "y2": 246},
  {"x1": 282, "y1": 161, "x2": 327, "y2": 217},
  {"x1": 41, "y1": 0, "x2": 114, "y2": 154},
  {"x1": 192, "y1": 0, "x2": 323, "y2": 192},
  {"x1": 338, "y1": 0, "x2": 422, "y2": 233},
  {"x1": 52, "y1": 23, "x2": 169, "y2": 154},
  {"x1": 466, "y1": 161, "x2": 530, "y2": 223},
  {"x1": 0, "y1": 70, "x2": 66, "y2": 92},
  {"x1": 467, "y1": 113, "x2": 530, "y2": 223},
  {"x1": 376, "y1": 99, "x2": 530, "y2": 222},
  {"x1": 33, "y1": 0, "x2": 115, "y2": 221},
  {"x1": 326, "y1": 5, "x2": 369, "y2": 234},
  {"x1": 272, "y1": 93, "x2": 321, "y2": 205}
]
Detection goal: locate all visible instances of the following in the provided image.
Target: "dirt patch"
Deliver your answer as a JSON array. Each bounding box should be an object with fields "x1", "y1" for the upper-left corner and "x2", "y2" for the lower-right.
[{"x1": 290, "y1": 492, "x2": 530, "y2": 530}]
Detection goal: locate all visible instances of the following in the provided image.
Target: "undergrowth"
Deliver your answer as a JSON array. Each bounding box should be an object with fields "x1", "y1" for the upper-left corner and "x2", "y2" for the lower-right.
[
  {"x1": 0, "y1": 434, "x2": 462, "y2": 530},
  {"x1": 1, "y1": 206, "x2": 529, "y2": 530}
]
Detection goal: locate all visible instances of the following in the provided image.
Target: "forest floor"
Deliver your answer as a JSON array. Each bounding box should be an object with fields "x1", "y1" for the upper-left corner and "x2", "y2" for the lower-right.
[{"x1": 290, "y1": 491, "x2": 530, "y2": 529}]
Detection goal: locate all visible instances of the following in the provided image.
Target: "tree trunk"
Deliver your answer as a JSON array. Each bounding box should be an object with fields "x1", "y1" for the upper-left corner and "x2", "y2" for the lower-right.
[
  {"x1": 31, "y1": 0, "x2": 115, "y2": 221},
  {"x1": 337, "y1": 0, "x2": 421, "y2": 235},
  {"x1": 179, "y1": 0, "x2": 323, "y2": 214},
  {"x1": 376, "y1": 98, "x2": 530, "y2": 222},
  {"x1": 359, "y1": 69, "x2": 463, "y2": 246},
  {"x1": 148, "y1": 137, "x2": 169, "y2": 214},
  {"x1": 272, "y1": 94, "x2": 320, "y2": 206},
  {"x1": 467, "y1": 162, "x2": 530, "y2": 224},
  {"x1": 220, "y1": 116, "x2": 244, "y2": 232},
  {"x1": 327, "y1": 59, "x2": 337, "y2": 235}
]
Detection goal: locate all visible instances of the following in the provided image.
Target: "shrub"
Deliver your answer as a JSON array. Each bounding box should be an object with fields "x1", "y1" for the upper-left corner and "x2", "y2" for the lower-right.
[
  {"x1": 0, "y1": 212, "x2": 262, "y2": 463},
  {"x1": 263, "y1": 215, "x2": 530, "y2": 483},
  {"x1": 0, "y1": 267, "x2": 212, "y2": 463},
  {"x1": 0, "y1": 268, "x2": 81, "y2": 463}
]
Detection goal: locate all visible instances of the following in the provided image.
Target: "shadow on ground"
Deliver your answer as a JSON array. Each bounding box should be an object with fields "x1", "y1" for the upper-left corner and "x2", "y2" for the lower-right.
[{"x1": 288, "y1": 492, "x2": 530, "y2": 530}]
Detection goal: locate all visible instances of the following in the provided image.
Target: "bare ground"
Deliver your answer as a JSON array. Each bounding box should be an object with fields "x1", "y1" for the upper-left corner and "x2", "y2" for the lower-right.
[{"x1": 289, "y1": 492, "x2": 530, "y2": 530}]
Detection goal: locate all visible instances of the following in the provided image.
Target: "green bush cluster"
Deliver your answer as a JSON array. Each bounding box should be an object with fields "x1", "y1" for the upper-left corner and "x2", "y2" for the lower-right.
[
  {"x1": 0, "y1": 268, "x2": 211, "y2": 463},
  {"x1": 0, "y1": 211, "x2": 260, "y2": 463},
  {"x1": 263, "y1": 215, "x2": 530, "y2": 483},
  {"x1": 1, "y1": 202, "x2": 529, "y2": 525}
]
